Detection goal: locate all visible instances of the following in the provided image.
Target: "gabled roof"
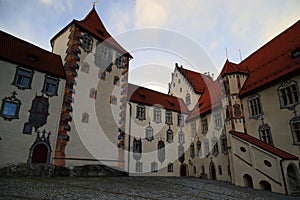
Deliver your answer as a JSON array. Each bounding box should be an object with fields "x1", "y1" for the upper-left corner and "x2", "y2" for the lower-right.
[
  {"x1": 177, "y1": 66, "x2": 214, "y2": 94},
  {"x1": 219, "y1": 59, "x2": 249, "y2": 77},
  {"x1": 239, "y1": 20, "x2": 300, "y2": 96},
  {"x1": 128, "y1": 83, "x2": 189, "y2": 114},
  {"x1": 51, "y1": 7, "x2": 132, "y2": 58},
  {"x1": 230, "y1": 131, "x2": 298, "y2": 160},
  {"x1": 186, "y1": 80, "x2": 222, "y2": 121},
  {"x1": 0, "y1": 30, "x2": 66, "y2": 79}
]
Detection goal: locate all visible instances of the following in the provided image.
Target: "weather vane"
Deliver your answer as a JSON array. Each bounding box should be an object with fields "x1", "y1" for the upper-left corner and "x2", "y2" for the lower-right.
[{"x1": 92, "y1": 0, "x2": 98, "y2": 7}]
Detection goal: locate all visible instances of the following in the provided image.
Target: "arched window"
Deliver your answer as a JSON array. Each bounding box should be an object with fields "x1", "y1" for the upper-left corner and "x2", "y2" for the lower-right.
[
  {"x1": 190, "y1": 142, "x2": 195, "y2": 158},
  {"x1": 178, "y1": 145, "x2": 185, "y2": 163},
  {"x1": 196, "y1": 140, "x2": 202, "y2": 157},
  {"x1": 133, "y1": 138, "x2": 142, "y2": 160},
  {"x1": 157, "y1": 140, "x2": 165, "y2": 162},
  {"x1": 145, "y1": 122, "x2": 154, "y2": 142},
  {"x1": 212, "y1": 137, "x2": 219, "y2": 156},
  {"x1": 218, "y1": 165, "x2": 222, "y2": 175},
  {"x1": 204, "y1": 138, "x2": 210, "y2": 156},
  {"x1": 166, "y1": 129, "x2": 173, "y2": 143}
]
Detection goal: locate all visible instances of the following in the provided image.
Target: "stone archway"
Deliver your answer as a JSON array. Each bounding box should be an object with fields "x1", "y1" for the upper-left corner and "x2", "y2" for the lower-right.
[
  {"x1": 259, "y1": 180, "x2": 272, "y2": 191},
  {"x1": 243, "y1": 174, "x2": 253, "y2": 188},
  {"x1": 209, "y1": 161, "x2": 217, "y2": 180},
  {"x1": 287, "y1": 163, "x2": 300, "y2": 194},
  {"x1": 180, "y1": 164, "x2": 188, "y2": 176}
]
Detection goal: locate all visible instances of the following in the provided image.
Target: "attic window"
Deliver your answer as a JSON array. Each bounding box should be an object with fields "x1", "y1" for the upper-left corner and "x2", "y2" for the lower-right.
[
  {"x1": 168, "y1": 100, "x2": 174, "y2": 107},
  {"x1": 292, "y1": 47, "x2": 300, "y2": 59},
  {"x1": 28, "y1": 54, "x2": 37, "y2": 61},
  {"x1": 138, "y1": 92, "x2": 145, "y2": 99},
  {"x1": 96, "y1": 28, "x2": 104, "y2": 36}
]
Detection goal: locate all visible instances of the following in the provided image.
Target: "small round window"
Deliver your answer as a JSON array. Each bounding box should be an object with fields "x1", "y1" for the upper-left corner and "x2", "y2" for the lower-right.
[
  {"x1": 240, "y1": 147, "x2": 246, "y2": 152},
  {"x1": 264, "y1": 160, "x2": 272, "y2": 167}
]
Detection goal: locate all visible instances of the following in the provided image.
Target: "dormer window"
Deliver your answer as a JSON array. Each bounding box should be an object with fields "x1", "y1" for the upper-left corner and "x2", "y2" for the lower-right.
[
  {"x1": 27, "y1": 54, "x2": 37, "y2": 61},
  {"x1": 292, "y1": 47, "x2": 300, "y2": 59},
  {"x1": 12, "y1": 66, "x2": 33, "y2": 90},
  {"x1": 82, "y1": 34, "x2": 93, "y2": 52}
]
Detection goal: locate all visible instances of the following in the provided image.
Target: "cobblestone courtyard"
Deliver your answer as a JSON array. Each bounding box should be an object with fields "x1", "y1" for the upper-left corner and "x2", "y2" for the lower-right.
[{"x1": 0, "y1": 177, "x2": 298, "y2": 200}]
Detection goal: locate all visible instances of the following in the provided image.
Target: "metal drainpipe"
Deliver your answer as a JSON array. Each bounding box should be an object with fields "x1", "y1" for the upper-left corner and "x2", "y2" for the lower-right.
[
  {"x1": 127, "y1": 103, "x2": 132, "y2": 174},
  {"x1": 280, "y1": 159, "x2": 288, "y2": 195}
]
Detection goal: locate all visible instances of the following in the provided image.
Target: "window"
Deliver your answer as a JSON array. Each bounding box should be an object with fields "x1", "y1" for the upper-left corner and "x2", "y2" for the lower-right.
[
  {"x1": 178, "y1": 131, "x2": 185, "y2": 144},
  {"x1": 89, "y1": 88, "x2": 97, "y2": 99},
  {"x1": 197, "y1": 140, "x2": 202, "y2": 157},
  {"x1": 178, "y1": 79, "x2": 181, "y2": 84},
  {"x1": 201, "y1": 117, "x2": 208, "y2": 134},
  {"x1": 180, "y1": 88, "x2": 182, "y2": 93},
  {"x1": 110, "y1": 95, "x2": 117, "y2": 105},
  {"x1": 157, "y1": 140, "x2": 165, "y2": 162},
  {"x1": 165, "y1": 110, "x2": 172, "y2": 125},
  {"x1": 136, "y1": 104, "x2": 146, "y2": 120},
  {"x1": 167, "y1": 163, "x2": 173, "y2": 172},
  {"x1": 81, "y1": 62, "x2": 89, "y2": 73},
  {"x1": 193, "y1": 166, "x2": 197, "y2": 174},
  {"x1": 190, "y1": 142, "x2": 195, "y2": 158},
  {"x1": 0, "y1": 91, "x2": 21, "y2": 121},
  {"x1": 218, "y1": 165, "x2": 222, "y2": 175},
  {"x1": 278, "y1": 80, "x2": 300, "y2": 109},
  {"x1": 290, "y1": 117, "x2": 300, "y2": 145},
  {"x1": 28, "y1": 95, "x2": 49, "y2": 130},
  {"x1": 233, "y1": 103, "x2": 241, "y2": 117},
  {"x1": 292, "y1": 47, "x2": 300, "y2": 59},
  {"x1": 98, "y1": 71, "x2": 106, "y2": 80},
  {"x1": 101, "y1": 45, "x2": 109, "y2": 60},
  {"x1": 42, "y1": 76, "x2": 59, "y2": 96},
  {"x1": 136, "y1": 161, "x2": 143, "y2": 172},
  {"x1": 22, "y1": 122, "x2": 32, "y2": 135},
  {"x1": 82, "y1": 34, "x2": 93, "y2": 52},
  {"x1": 259, "y1": 124, "x2": 273, "y2": 145},
  {"x1": 185, "y1": 93, "x2": 191, "y2": 106},
  {"x1": 214, "y1": 112, "x2": 222, "y2": 130},
  {"x1": 12, "y1": 67, "x2": 33, "y2": 90},
  {"x1": 115, "y1": 54, "x2": 125, "y2": 69},
  {"x1": 153, "y1": 108, "x2": 161, "y2": 123},
  {"x1": 212, "y1": 137, "x2": 219, "y2": 156},
  {"x1": 248, "y1": 94, "x2": 263, "y2": 119},
  {"x1": 113, "y1": 76, "x2": 120, "y2": 86},
  {"x1": 225, "y1": 106, "x2": 230, "y2": 119},
  {"x1": 177, "y1": 113, "x2": 184, "y2": 127},
  {"x1": 133, "y1": 138, "x2": 142, "y2": 160},
  {"x1": 145, "y1": 123, "x2": 154, "y2": 142},
  {"x1": 166, "y1": 129, "x2": 173, "y2": 143},
  {"x1": 81, "y1": 112, "x2": 89, "y2": 123},
  {"x1": 178, "y1": 145, "x2": 185, "y2": 163},
  {"x1": 204, "y1": 138, "x2": 210, "y2": 156},
  {"x1": 221, "y1": 133, "x2": 228, "y2": 154},
  {"x1": 191, "y1": 120, "x2": 197, "y2": 137},
  {"x1": 151, "y1": 162, "x2": 158, "y2": 172}
]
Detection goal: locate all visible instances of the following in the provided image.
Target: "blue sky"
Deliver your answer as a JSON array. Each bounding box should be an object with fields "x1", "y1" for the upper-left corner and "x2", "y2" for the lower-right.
[{"x1": 1, "y1": 0, "x2": 300, "y2": 92}]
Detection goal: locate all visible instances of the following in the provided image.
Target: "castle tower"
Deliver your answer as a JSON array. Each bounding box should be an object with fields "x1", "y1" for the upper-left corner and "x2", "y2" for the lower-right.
[{"x1": 50, "y1": 7, "x2": 132, "y2": 168}]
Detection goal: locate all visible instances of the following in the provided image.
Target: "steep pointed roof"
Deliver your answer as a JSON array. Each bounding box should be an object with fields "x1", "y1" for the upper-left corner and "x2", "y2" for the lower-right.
[
  {"x1": 219, "y1": 59, "x2": 249, "y2": 77},
  {"x1": 51, "y1": 7, "x2": 132, "y2": 58}
]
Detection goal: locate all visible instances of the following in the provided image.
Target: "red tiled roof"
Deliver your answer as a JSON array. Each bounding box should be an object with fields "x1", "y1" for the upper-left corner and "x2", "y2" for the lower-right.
[
  {"x1": 51, "y1": 7, "x2": 132, "y2": 58},
  {"x1": 0, "y1": 30, "x2": 66, "y2": 79},
  {"x1": 219, "y1": 59, "x2": 249, "y2": 77},
  {"x1": 186, "y1": 80, "x2": 222, "y2": 121},
  {"x1": 128, "y1": 83, "x2": 189, "y2": 114},
  {"x1": 230, "y1": 131, "x2": 298, "y2": 160},
  {"x1": 177, "y1": 66, "x2": 214, "y2": 94},
  {"x1": 239, "y1": 20, "x2": 300, "y2": 96}
]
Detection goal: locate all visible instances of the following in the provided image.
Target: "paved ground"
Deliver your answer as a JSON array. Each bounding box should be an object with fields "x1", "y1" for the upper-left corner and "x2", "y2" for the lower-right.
[{"x1": 0, "y1": 177, "x2": 298, "y2": 200}]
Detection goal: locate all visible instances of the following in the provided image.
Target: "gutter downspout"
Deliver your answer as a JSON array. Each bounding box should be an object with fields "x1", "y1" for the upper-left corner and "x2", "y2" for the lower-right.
[
  {"x1": 127, "y1": 103, "x2": 132, "y2": 174},
  {"x1": 280, "y1": 159, "x2": 288, "y2": 195}
]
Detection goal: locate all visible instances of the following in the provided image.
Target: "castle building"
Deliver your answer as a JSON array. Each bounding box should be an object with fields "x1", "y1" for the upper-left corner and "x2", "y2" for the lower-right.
[
  {"x1": 0, "y1": 6, "x2": 299, "y2": 196},
  {"x1": 0, "y1": 30, "x2": 66, "y2": 165}
]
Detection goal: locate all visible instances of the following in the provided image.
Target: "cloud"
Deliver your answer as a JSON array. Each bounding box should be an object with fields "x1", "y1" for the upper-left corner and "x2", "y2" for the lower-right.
[{"x1": 38, "y1": 0, "x2": 73, "y2": 11}]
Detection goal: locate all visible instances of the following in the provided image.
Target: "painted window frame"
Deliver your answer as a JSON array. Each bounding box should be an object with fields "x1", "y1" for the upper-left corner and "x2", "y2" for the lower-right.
[
  {"x1": 81, "y1": 34, "x2": 93, "y2": 52},
  {"x1": 178, "y1": 130, "x2": 185, "y2": 144},
  {"x1": 151, "y1": 162, "x2": 158, "y2": 172},
  {"x1": 42, "y1": 75, "x2": 59, "y2": 97},
  {"x1": 136, "y1": 104, "x2": 146, "y2": 121},
  {"x1": 167, "y1": 163, "x2": 173, "y2": 172},
  {"x1": 185, "y1": 93, "x2": 191, "y2": 106},
  {"x1": 258, "y1": 123, "x2": 273, "y2": 145},
  {"x1": 0, "y1": 91, "x2": 21, "y2": 121},
  {"x1": 153, "y1": 107, "x2": 162, "y2": 123},
  {"x1": 177, "y1": 113, "x2": 184, "y2": 127},
  {"x1": 201, "y1": 117, "x2": 208, "y2": 134},
  {"x1": 12, "y1": 66, "x2": 33, "y2": 90},
  {"x1": 277, "y1": 80, "x2": 300, "y2": 110},
  {"x1": 191, "y1": 120, "x2": 197, "y2": 137},
  {"x1": 214, "y1": 112, "x2": 222, "y2": 130},
  {"x1": 212, "y1": 136, "x2": 219, "y2": 156},
  {"x1": 165, "y1": 110, "x2": 173, "y2": 125},
  {"x1": 290, "y1": 116, "x2": 300, "y2": 145},
  {"x1": 145, "y1": 123, "x2": 154, "y2": 142},
  {"x1": 247, "y1": 94, "x2": 263, "y2": 119}
]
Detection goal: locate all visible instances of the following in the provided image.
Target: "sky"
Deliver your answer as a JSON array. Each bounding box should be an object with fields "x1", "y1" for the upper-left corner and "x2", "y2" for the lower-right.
[{"x1": 1, "y1": 0, "x2": 300, "y2": 93}]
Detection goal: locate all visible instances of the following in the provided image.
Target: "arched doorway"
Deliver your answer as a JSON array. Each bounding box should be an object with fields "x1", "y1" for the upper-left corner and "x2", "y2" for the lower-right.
[
  {"x1": 180, "y1": 164, "x2": 188, "y2": 176},
  {"x1": 287, "y1": 164, "x2": 300, "y2": 194},
  {"x1": 243, "y1": 174, "x2": 253, "y2": 188},
  {"x1": 31, "y1": 143, "x2": 48, "y2": 163},
  {"x1": 209, "y1": 161, "x2": 217, "y2": 180},
  {"x1": 259, "y1": 180, "x2": 272, "y2": 191}
]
